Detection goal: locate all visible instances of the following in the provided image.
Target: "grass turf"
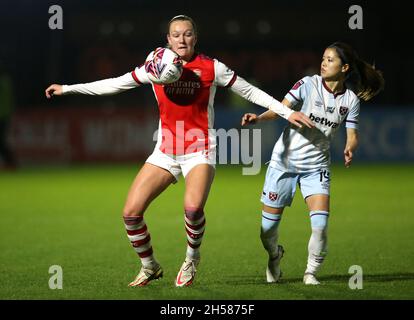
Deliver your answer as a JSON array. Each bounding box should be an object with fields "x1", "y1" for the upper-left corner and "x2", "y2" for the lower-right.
[{"x1": 0, "y1": 163, "x2": 413, "y2": 300}]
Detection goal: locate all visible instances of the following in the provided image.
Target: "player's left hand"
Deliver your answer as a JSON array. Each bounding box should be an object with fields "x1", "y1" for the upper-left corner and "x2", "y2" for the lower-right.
[{"x1": 344, "y1": 148, "x2": 353, "y2": 168}]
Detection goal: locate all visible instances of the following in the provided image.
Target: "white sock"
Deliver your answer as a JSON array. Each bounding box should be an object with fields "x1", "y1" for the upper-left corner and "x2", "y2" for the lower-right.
[
  {"x1": 305, "y1": 211, "x2": 329, "y2": 275},
  {"x1": 260, "y1": 211, "x2": 282, "y2": 259}
]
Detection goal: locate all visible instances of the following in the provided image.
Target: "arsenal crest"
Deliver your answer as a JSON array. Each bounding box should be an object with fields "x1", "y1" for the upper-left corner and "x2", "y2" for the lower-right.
[
  {"x1": 269, "y1": 192, "x2": 278, "y2": 201},
  {"x1": 339, "y1": 106, "x2": 349, "y2": 116},
  {"x1": 193, "y1": 69, "x2": 202, "y2": 78}
]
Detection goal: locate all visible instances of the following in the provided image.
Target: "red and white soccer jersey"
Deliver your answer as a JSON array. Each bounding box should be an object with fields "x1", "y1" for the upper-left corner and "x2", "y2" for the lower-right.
[
  {"x1": 62, "y1": 51, "x2": 294, "y2": 161},
  {"x1": 132, "y1": 53, "x2": 236, "y2": 155}
]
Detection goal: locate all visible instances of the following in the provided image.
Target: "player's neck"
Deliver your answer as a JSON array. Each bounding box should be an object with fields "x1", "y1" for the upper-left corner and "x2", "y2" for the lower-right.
[
  {"x1": 323, "y1": 79, "x2": 345, "y2": 94},
  {"x1": 182, "y1": 52, "x2": 197, "y2": 65}
]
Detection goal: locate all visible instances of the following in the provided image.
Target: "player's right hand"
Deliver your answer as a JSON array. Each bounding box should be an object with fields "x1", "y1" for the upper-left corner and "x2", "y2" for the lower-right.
[
  {"x1": 45, "y1": 84, "x2": 63, "y2": 99},
  {"x1": 241, "y1": 113, "x2": 258, "y2": 126},
  {"x1": 287, "y1": 111, "x2": 314, "y2": 129}
]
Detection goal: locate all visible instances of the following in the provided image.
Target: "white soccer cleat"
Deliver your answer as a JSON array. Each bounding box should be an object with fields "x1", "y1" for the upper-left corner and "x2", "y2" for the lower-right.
[
  {"x1": 175, "y1": 257, "x2": 199, "y2": 287},
  {"x1": 128, "y1": 264, "x2": 163, "y2": 287},
  {"x1": 266, "y1": 245, "x2": 285, "y2": 283},
  {"x1": 303, "y1": 273, "x2": 320, "y2": 285}
]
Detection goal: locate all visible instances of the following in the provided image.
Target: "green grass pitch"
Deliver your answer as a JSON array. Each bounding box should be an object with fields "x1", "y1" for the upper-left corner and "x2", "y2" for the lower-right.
[{"x1": 0, "y1": 163, "x2": 413, "y2": 300}]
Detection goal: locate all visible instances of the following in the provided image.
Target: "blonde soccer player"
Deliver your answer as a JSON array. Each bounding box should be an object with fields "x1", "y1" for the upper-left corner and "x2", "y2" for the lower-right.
[{"x1": 45, "y1": 15, "x2": 312, "y2": 287}]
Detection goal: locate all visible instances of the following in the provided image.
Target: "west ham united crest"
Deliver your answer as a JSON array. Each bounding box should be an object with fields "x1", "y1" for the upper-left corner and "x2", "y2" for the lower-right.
[
  {"x1": 269, "y1": 192, "x2": 278, "y2": 201},
  {"x1": 339, "y1": 106, "x2": 349, "y2": 116}
]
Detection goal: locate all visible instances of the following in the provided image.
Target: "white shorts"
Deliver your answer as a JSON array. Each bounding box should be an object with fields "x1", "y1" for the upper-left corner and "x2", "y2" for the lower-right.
[
  {"x1": 145, "y1": 146, "x2": 216, "y2": 182},
  {"x1": 261, "y1": 166, "x2": 331, "y2": 208}
]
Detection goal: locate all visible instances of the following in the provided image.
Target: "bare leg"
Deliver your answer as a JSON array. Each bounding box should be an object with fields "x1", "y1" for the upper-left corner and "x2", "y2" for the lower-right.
[
  {"x1": 122, "y1": 163, "x2": 175, "y2": 286},
  {"x1": 123, "y1": 163, "x2": 176, "y2": 217},
  {"x1": 184, "y1": 164, "x2": 215, "y2": 209},
  {"x1": 175, "y1": 164, "x2": 215, "y2": 287}
]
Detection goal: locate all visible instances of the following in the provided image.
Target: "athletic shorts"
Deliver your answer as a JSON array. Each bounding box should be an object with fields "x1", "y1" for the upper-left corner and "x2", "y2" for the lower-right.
[
  {"x1": 261, "y1": 165, "x2": 331, "y2": 208},
  {"x1": 145, "y1": 146, "x2": 216, "y2": 182}
]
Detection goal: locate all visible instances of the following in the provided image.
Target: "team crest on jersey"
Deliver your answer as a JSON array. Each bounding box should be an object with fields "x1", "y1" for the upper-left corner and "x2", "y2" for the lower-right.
[
  {"x1": 193, "y1": 69, "x2": 202, "y2": 78},
  {"x1": 339, "y1": 106, "x2": 349, "y2": 116},
  {"x1": 292, "y1": 80, "x2": 304, "y2": 90},
  {"x1": 268, "y1": 192, "x2": 278, "y2": 201}
]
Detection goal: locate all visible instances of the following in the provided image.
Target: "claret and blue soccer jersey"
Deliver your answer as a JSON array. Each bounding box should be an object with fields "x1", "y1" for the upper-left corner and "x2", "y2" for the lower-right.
[{"x1": 270, "y1": 75, "x2": 360, "y2": 173}]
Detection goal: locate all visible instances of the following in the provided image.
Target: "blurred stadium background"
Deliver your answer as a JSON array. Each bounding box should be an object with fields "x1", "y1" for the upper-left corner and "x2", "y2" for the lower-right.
[
  {"x1": 0, "y1": 0, "x2": 412, "y2": 166},
  {"x1": 0, "y1": 0, "x2": 413, "y2": 301}
]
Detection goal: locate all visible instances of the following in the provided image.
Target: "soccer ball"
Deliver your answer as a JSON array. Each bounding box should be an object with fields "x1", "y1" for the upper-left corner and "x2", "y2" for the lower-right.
[{"x1": 144, "y1": 47, "x2": 183, "y2": 84}]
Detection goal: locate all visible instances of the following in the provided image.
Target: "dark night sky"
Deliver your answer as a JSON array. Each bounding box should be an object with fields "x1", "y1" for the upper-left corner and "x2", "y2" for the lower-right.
[{"x1": 1, "y1": 0, "x2": 411, "y2": 108}]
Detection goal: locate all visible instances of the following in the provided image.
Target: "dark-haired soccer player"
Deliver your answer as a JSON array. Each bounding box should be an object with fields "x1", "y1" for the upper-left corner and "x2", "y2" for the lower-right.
[{"x1": 242, "y1": 42, "x2": 384, "y2": 285}]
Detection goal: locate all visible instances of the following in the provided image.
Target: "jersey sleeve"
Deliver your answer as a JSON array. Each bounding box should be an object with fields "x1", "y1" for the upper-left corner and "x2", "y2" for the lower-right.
[
  {"x1": 229, "y1": 76, "x2": 294, "y2": 120},
  {"x1": 284, "y1": 76, "x2": 311, "y2": 106},
  {"x1": 213, "y1": 59, "x2": 237, "y2": 87},
  {"x1": 345, "y1": 98, "x2": 360, "y2": 130},
  {"x1": 214, "y1": 58, "x2": 293, "y2": 119},
  {"x1": 62, "y1": 71, "x2": 141, "y2": 96},
  {"x1": 131, "y1": 64, "x2": 152, "y2": 85}
]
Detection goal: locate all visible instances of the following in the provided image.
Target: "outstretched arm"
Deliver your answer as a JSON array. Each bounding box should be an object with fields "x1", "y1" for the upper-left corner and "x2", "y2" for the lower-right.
[
  {"x1": 241, "y1": 110, "x2": 277, "y2": 126},
  {"x1": 231, "y1": 77, "x2": 313, "y2": 129},
  {"x1": 241, "y1": 98, "x2": 313, "y2": 130},
  {"x1": 344, "y1": 128, "x2": 359, "y2": 168},
  {"x1": 241, "y1": 98, "x2": 290, "y2": 126},
  {"x1": 45, "y1": 71, "x2": 141, "y2": 98}
]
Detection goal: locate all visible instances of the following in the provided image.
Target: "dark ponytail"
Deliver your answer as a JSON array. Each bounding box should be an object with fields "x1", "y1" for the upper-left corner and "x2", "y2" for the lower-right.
[
  {"x1": 328, "y1": 42, "x2": 384, "y2": 101},
  {"x1": 354, "y1": 59, "x2": 384, "y2": 101}
]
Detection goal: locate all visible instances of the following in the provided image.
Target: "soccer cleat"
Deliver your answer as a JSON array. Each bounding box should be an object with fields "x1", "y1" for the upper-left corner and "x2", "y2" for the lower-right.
[
  {"x1": 266, "y1": 245, "x2": 285, "y2": 283},
  {"x1": 303, "y1": 273, "x2": 320, "y2": 285},
  {"x1": 128, "y1": 264, "x2": 163, "y2": 287},
  {"x1": 175, "y1": 257, "x2": 199, "y2": 287}
]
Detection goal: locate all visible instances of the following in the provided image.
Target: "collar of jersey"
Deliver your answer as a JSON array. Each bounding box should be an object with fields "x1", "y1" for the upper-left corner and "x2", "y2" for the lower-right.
[{"x1": 322, "y1": 79, "x2": 346, "y2": 98}]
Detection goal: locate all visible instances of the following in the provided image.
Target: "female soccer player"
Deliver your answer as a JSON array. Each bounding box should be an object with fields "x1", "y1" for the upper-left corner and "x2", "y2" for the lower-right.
[
  {"x1": 45, "y1": 15, "x2": 313, "y2": 287},
  {"x1": 241, "y1": 42, "x2": 384, "y2": 285}
]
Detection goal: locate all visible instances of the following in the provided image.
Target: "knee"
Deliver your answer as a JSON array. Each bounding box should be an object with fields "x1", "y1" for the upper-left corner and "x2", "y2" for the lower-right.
[
  {"x1": 184, "y1": 207, "x2": 204, "y2": 220},
  {"x1": 122, "y1": 204, "x2": 145, "y2": 218}
]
